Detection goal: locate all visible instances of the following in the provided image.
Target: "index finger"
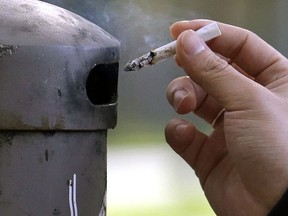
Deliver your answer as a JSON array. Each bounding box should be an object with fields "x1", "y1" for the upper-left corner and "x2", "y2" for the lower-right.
[{"x1": 170, "y1": 19, "x2": 287, "y2": 86}]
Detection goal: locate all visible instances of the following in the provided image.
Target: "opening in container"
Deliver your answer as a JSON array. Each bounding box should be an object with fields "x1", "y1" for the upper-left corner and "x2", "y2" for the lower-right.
[{"x1": 86, "y1": 63, "x2": 118, "y2": 105}]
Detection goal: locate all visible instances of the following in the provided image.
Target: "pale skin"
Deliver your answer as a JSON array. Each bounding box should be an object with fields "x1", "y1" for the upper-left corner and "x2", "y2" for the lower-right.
[{"x1": 165, "y1": 19, "x2": 288, "y2": 215}]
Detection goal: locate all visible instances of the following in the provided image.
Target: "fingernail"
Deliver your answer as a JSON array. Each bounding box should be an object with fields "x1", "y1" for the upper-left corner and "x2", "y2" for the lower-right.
[
  {"x1": 174, "y1": 20, "x2": 191, "y2": 25},
  {"x1": 173, "y1": 89, "x2": 188, "y2": 111},
  {"x1": 176, "y1": 123, "x2": 188, "y2": 138},
  {"x1": 170, "y1": 20, "x2": 190, "y2": 30},
  {"x1": 181, "y1": 30, "x2": 206, "y2": 56}
]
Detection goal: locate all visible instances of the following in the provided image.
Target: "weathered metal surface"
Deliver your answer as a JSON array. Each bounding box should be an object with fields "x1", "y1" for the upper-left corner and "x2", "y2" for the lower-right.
[
  {"x1": 0, "y1": 0, "x2": 119, "y2": 215},
  {"x1": 0, "y1": 131, "x2": 107, "y2": 215},
  {"x1": 0, "y1": 0, "x2": 120, "y2": 130}
]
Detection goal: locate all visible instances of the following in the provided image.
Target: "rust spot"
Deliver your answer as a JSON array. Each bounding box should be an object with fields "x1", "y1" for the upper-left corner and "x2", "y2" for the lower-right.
[
  {"x1": 45, "y1": 149, "x2": 49, "y2": 162},
  {"x1": 57, "y1": 88, "x2": 62, "y2": 97},
  {"x1": 53, "y1": 208, "x2": 61, "y2": 215},
  {"x1": 0, "y1": 132, "x2": 15, "y2": 145},
  {"x1": 0, "y1": 44, "x2": 18, "y2": 58}
]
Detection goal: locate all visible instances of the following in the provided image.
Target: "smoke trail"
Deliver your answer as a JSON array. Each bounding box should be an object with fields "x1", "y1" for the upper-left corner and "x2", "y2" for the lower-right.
[
  {"x1": 100, "y1": 1, "x2": 198, "y2": 57},
  {"x1": 43, "y1": 0, "x2": 200, "y2": 60}
]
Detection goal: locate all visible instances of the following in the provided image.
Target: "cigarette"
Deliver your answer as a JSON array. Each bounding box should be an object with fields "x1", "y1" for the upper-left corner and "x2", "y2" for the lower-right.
[{"x1": 124, "y1": 22, "x2": 222, "y2": 71}]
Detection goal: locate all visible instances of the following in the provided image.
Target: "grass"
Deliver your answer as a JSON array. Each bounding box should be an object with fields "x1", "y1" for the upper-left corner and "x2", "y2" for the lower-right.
[{"x1": 108, "y1": 197, "x2": 215, "y2": 216}]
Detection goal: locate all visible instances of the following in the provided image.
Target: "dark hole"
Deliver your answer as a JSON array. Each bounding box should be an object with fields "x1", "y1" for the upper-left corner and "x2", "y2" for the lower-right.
[{"x1": 86, "y1": 63, "x2": 118, "y2": 105}]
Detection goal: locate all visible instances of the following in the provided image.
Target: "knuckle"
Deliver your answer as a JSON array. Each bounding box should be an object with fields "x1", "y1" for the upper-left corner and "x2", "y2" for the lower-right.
[
  {"x1": 205, "y1": 53, "x2": 230, "y2": 75},
  {"x1": 197, "y1": 53, "x2": 230, "y2": 86}
]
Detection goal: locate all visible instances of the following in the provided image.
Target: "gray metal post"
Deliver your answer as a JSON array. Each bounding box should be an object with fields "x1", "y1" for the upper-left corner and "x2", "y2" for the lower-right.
[{"x1": 0, "y1": 0, "x2": 119, "y2": 215}]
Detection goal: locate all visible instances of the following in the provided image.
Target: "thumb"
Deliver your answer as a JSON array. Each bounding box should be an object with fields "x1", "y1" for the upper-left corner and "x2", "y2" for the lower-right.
[{"x1": 176, "y1": 29, "x2": 265, "y2": 110}]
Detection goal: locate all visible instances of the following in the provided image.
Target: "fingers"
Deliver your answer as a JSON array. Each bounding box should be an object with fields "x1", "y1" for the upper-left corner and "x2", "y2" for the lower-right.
[
  {"x1": 166, "y1": 76, "x2": 200, "y2": 114},
  {"x1": 167, "y1": 76, "x2": 224, "y2": 125},
  {"x1": 165, "y1": 118, "x2": 228, "y2": 186},
  {"x1": 165, "y1": 118, "x2": 207, "y2": 169},
  {"x1": 171, "y1": 19, "x2": 288, "y2": 88},
  {"x1": 174, "y1": 27, "x2": 271, "y2": 110}
]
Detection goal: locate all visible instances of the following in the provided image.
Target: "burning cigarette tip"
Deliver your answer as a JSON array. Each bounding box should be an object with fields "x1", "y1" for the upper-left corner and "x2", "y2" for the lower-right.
[
  {"x1": 124, "y1": 22, "x2": 222, "y2": 72},
  {"x1": 124, "y1": 51, "x2": 156, "y2": 71},
  {"x1": 124, "y1": 63, "x2": 134, "y2": 72}
]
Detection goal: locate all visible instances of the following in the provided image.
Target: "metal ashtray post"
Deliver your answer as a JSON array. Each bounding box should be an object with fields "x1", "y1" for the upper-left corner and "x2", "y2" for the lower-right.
[{"x1": 0, "y1": 0, "x2": 119, "y2": 215}]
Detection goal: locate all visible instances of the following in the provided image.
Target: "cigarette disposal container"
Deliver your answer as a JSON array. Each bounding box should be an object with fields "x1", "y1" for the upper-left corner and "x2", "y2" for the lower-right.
[{"x1": 0, "y1": 0, "x2": 119, "y2": 215}]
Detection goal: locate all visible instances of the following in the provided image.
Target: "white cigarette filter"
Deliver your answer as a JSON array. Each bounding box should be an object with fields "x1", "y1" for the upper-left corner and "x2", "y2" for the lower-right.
[{"x1": 124, "y1": 22, "x2": 222, "y2": 71}]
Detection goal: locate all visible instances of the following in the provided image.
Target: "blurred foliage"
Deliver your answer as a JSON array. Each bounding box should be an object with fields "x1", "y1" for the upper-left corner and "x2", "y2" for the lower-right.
[{"x1": 108, "y1": 114, "x2": 213, "y2": 146}]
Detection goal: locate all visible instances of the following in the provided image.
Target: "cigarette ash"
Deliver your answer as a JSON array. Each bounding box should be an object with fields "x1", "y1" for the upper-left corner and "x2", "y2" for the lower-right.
[{"x1": 124, "y1": 51, "x2": 157, "y2": 71}]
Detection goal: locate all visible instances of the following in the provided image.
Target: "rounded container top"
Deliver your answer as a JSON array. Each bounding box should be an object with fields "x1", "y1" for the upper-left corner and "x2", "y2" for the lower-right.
[
  {"x1": 0, "y1": 0, "x2": 120, "y2": 131},
  {"x1": 0, "y1": 0, "x2": 119, "y2": 47}
]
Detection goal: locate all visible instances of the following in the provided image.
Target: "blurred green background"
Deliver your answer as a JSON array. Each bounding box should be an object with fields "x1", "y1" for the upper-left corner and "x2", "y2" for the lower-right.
[{"x1": 43, "y1": 0, "x2": 288, "y2": 215}]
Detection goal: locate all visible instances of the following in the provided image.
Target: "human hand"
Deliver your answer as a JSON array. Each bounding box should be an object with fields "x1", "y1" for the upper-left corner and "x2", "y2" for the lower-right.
[{"x1": 165, "y1": 19, "x2": 288, "y2": 216}]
